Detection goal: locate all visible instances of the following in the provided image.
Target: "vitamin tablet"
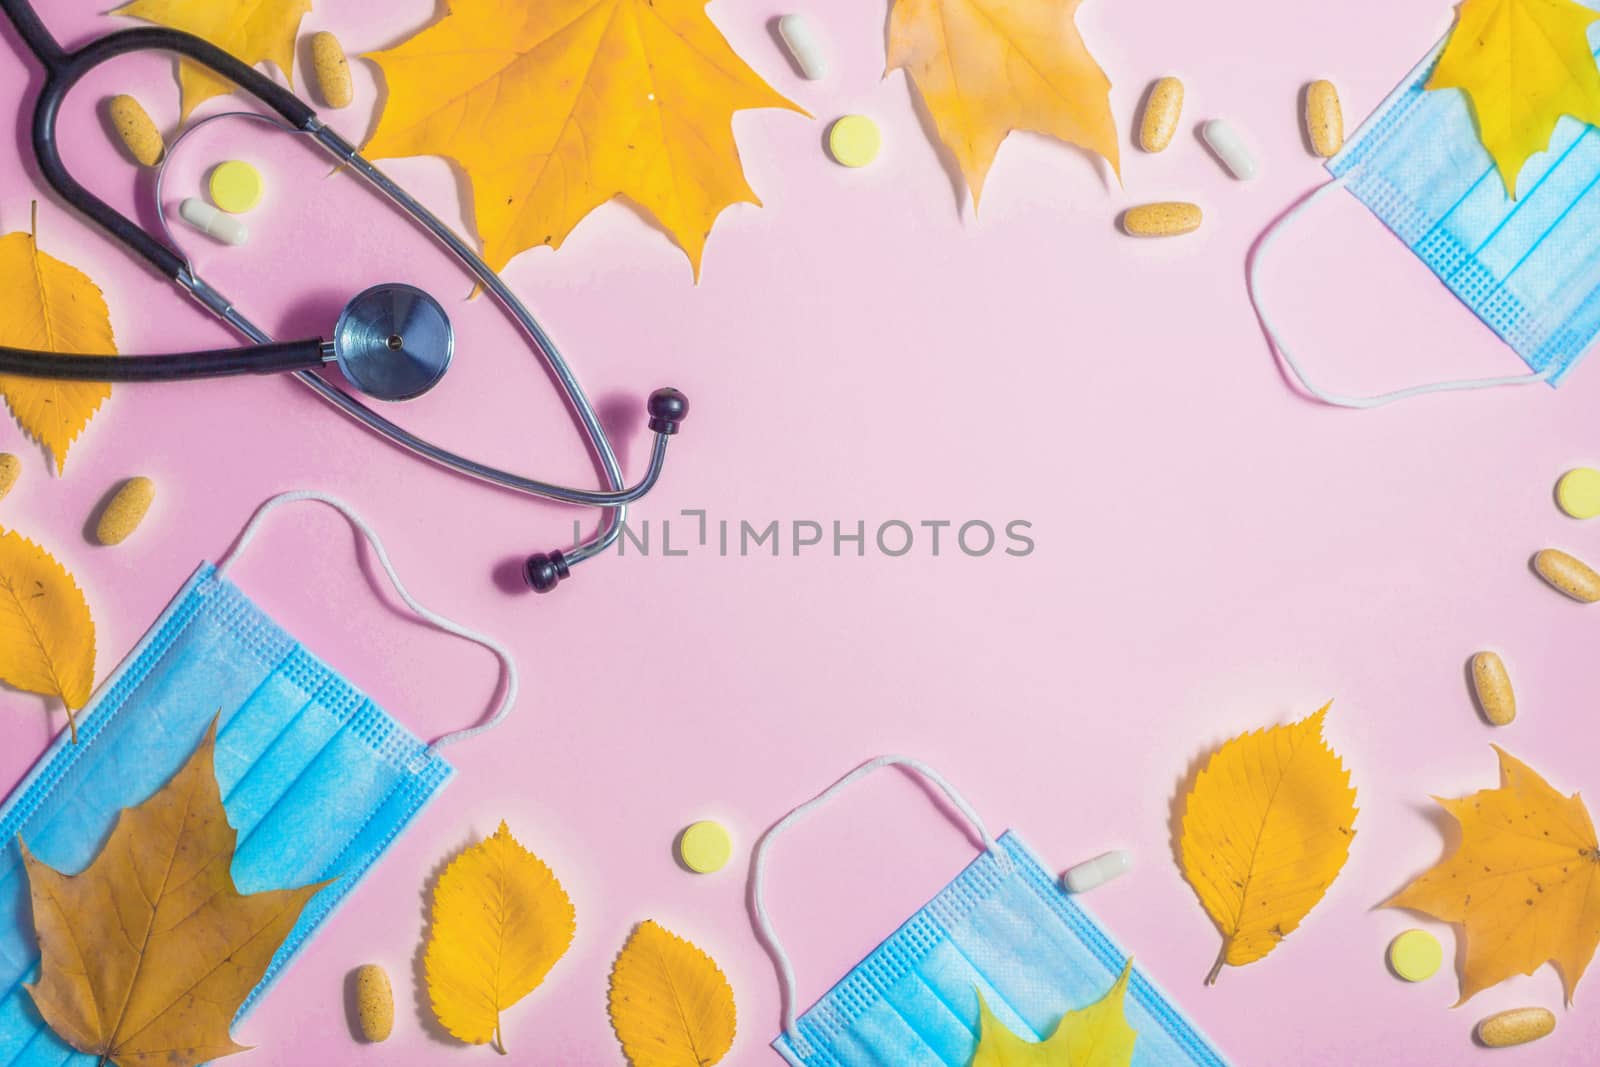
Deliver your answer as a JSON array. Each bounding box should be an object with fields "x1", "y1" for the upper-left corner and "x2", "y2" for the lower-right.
[
  {"x1": 1201, "y1": 119, "x2": 1258, "y2": 180},
  {"x1": 1476, "y1": 1007, "x2": 1555, "y2": 1048},
  {"x1": 1139, "y1": 77, "x2": 1184, "y2": 153},
  {"x1": 1061, "y1": 850, "x2": 1131, "y2": 893},
  {"x1": 778, "y1": 14, "x2": 827, "y2": 80},
  {"x1": 1469, "y1": 652, "x2": 1516, "y2": 726},
  {"x1": 1305, "y1": 80, "x2": 1344, "y2": 157},
  {"x1": 354, "y1": 964, "x2": 393, "y2": 1042},
  {"x1": 1556, "y1": 467, "x2": 1600, "y2": 519},
  {"x1": 209, "y1": 160, "x2": 263, "y2": 213},
  {"x1": 828, "y1": 115, "x2": 881, "y2": 168},
  {"x1": 108, "y1": 94, "x2": 163, "y2": 167},
  {"x1": 96, "y1": 477, "x2": 155, "y2": 546},
  {"x1": 310, "y1": 31, "x2": 354, "y2": 109},
  {"x1": 678, "y1": 820, "x2": 732, "y2": 874},
  {"x1": 0, "y1": 453, "x2": 17, "y2": 502},
  {"x1": 179, "y1": 198, "x2": 248, "y2": 246},
  {"x1": 1533, "y1": 548, "x2": 1600, "y2": 603},
  {"x1": 1387, "y1": 929, "x2": 1442, "y2": 982},
  {"x1": 1122, "y1": 202, "x2": 1202, "y2": 237}
]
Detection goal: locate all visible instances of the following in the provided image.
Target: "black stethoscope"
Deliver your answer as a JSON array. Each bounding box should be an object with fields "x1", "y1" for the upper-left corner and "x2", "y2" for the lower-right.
[{"x1": 0, "y1": 0, "x2": 689, "y2": 594}]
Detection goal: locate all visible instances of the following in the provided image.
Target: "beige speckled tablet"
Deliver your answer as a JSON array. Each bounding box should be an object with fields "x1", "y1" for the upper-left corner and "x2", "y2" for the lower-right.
[
  {"x1": 108, "y1": 94, "x2": 163, "y2": 167},
  {"x1": 0, "y1": 453, "x2": 18, "y2": 502},
  {"x1": 1139, "y1": 77, "x2": 1184, "y2": 153},
  {"x1": 96, "y1": 477, "x2": 155, "y2": 546},
  {"x1": 354, "y1": 964, "x2": 393, "y2": 1042},
  {"x1": 1476, "y1": 1007, "x2": 1554, "y2": 1048},
  {"x1": 1533, "y1": 548, "x2": 1600, "y2": 602},
  {"x1": 1123, "y1": 202, "x2": 1202, "y2": 237},
  {"x1": 311, "y1": 32, "x2": 354, "y2": 109},
  {"x1": 1305, "y1": 80, "x2": 1344, "y2": 157},
  {"x1": 1470, "y1": 651, "x2": 1515, "y2": 726}
]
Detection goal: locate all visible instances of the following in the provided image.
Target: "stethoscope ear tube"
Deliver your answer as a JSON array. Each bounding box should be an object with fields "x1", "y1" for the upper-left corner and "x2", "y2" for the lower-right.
[{"x1": 0, "y1": 338, "x2": 329, "y2": 381}]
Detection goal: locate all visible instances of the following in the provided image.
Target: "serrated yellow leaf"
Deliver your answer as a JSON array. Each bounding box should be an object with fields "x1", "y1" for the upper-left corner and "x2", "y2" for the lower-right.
[
  {"x1": 1178, "y1": 703, "x2": 1358, "y2": 983},
  {"x1": 0, "y1": 526, "x2": 94, "y2": 741},
  {"x1": 424, "y1": 820, "x2": 575, "y2": 1052},
  {"x1": 0, "y1": 208, "x2": 116, "y2": 475},
  {"x1": 1387, "y1": 747, "x2": 1600, "y2": 1005},
  {"x1": 23, "y1": 719, "x2": 325, "y2": 1067},
  {"x1": 608, "y1": 920, "x2": 735, "y2": 1067},
  {"x1": 971, "y1": 959, "x2": 1137, "y2": 1067},
  {"x1": 887, "y1": 0, "x2": 1120, "y2": 207},
  {"x1": 112, "y1": 0, "x2": 310, "y2": 121},
  {"x1": 1429, "y1": 0, "x2": 1600, "y2": 196},
  {"x1": 363, "y1": 0, "x2": 803, "y2": 279}
]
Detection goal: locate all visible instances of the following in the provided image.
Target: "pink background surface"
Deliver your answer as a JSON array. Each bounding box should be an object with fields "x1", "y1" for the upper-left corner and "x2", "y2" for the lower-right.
[{"x1": 3, "y1": 0, "x2": 1600, "y2": 1063}]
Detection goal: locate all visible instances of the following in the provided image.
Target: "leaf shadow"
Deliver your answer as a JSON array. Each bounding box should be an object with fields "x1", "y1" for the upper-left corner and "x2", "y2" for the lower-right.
[
  {"x1": 1166, "y1": 742, "x2": 1216, "y2": 877},
  {"x1": 1377, "y1": 802, "x2": 1466, "y2": 993},
  {"x1": 409, "y1": 829, "x2": 480, "y2": 1047}
]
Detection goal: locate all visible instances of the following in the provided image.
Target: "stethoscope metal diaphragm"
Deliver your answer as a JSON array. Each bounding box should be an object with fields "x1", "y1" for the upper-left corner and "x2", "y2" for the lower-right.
[{"x1": 331, "y1": 283, "x2": 454, "y2": 401}]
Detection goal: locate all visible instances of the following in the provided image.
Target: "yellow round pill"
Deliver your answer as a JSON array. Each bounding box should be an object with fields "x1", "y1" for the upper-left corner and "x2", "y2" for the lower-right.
[
  {"x1": 828, "y1": 115, "x2": 881, "y2": 168},
  {"x1": 1557, "y1": 467, "x2": 1600, "y2": 519},
  {"x1": 209, "y1": 160, "x2": 263, "y2": 213},
  {"x1": 678, "y1": 820, "x2": 732, "y2": 874},
  {"x1": 1388, "y1": 929, "x2": 1443, "y2": 982}
]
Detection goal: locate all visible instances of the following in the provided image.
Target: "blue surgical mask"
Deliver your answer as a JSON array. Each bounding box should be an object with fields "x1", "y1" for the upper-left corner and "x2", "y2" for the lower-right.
[
  {"x1": 751, "y1": 758, "x2": 1228, "y2": 1067},
  {"x1": 1250, "y1": 32, "x2": 1600, "y2": 407},
  {"x1": 0, "y1": 491, "x2": 516, "y2": 1064}
]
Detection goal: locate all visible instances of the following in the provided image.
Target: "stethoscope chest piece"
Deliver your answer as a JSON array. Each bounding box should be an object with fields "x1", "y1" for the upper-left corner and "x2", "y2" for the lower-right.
[{"x1": 333, "y1": 283, "x2": 454, "y2": 401}]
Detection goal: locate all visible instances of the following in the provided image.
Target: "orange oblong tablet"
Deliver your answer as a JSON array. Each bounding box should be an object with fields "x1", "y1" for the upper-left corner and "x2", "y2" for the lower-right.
[
  {"x1": 1534, "y1": 548, "x2": 1600, "y2": 602},
  {"x1": 1122, "y1": 202, "x2": 1202, "y2": 237}
]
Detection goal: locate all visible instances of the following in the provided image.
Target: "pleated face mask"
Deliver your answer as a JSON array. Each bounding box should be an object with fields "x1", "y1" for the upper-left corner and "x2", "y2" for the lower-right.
[
  {"x1": 1250, "y1": 32, "x2": 1600, "y2": 407},
  {"x1": 751, "y1": 758, "x2": 1228, "y2": 1067},
  {"x1": 0, "y1": 492, "x2": 516, "y2": 1064}
]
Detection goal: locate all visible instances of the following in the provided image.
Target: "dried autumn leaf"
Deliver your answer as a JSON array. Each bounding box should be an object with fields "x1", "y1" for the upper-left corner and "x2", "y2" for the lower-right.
[
  {"x1": 0, "y1": 205, "x2": 116, "y2": 475},
  {"x1": 112, "y1": 0, "x2": 310, "y2": 121},
  {"x1": 0, "y1": 526, "x2": 94, "y2": 742},
  {"x1": 22, "y1": 719, "x2": 324, "y2": 1067},
  {"x1": 971, "y1": 959, "x2": 1137, "y2": 1067},
  {"x1": 887, "y1": 0, "x2": 1119, "y2": 205},
  {"x1": 424, "y1": 820, "x2": 575, "y2": 1052},
  {"x1": 1429, "y1": 0, "x2": 1600, "y2": 195},
  {"x1": 363, "y1": 0, "x2": 803, "y2": 278},
  {"x1": 1387, "y1": 747, "x2": 1600, "y2": 1004},
  {"x1": 1178, "y1": 703, "x2": 1358, "y2": 983},
  {"x1": 609, "y1": 920, "x2": 735, "y2": 1067}
]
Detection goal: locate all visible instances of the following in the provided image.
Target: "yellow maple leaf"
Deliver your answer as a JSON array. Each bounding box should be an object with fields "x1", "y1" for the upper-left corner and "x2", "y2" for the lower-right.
[
  {"x1": 1178, "y1": 703, "x2": 1359, "y2": 983},
  {"x1": 112, "y1": 0, "x2": 310, "y2": 121},
  {"x1": 608, "y1": 920, "x2": 735, "y2": 1067},
  {"x1": 971, "y1": 960, "x2": 1137, "y2": 1067},
  {"x1": 424, "y1": 820, "x2": 575, "y2": 1052},
  {"x1": 1387, "y1": 747, "x2": 1600, "y2": 1005},
  {"x1": 1429, "y1": 0, "x2": 1600, "y2": 196},
  {"x1": 0, "y1": 205, "x2": 116, "y2": 475},
  {"x1": 363, "y1": 0, "x2": 803, "y2": 278},
  {"x1": 23, "y1": 718, "x2": 325, "y2": 1067},
  {"x1": 887, "y1": 0, "x2": 1119, "y2": 206},
  {"x1": 0, "y1": 526, "x2": 94, "y2": 742}
]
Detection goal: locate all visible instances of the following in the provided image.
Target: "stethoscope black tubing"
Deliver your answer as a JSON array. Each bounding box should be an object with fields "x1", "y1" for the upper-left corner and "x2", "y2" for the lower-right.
[
  {"x1": 2, "y1": 0, "x2": 314, "y2": 282},
  {"x1": 0, "y1": 338, "x2": 327, "y2": 380}
]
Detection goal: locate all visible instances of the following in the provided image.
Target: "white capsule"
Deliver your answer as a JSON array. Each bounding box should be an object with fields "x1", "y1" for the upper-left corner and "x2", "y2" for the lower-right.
[
  {"x1": 1202, "y1": 119, "x2": 1258, "y2": 180},
  {"x1": 778, "y1": 14, "x2": 827, "y2": 80},
  {"x1": 178, "y1": 197, "x2": 248, "y2": 246},
  {"x1": 1061, "y1": 850, "x2": 1131, "y2": 893}
]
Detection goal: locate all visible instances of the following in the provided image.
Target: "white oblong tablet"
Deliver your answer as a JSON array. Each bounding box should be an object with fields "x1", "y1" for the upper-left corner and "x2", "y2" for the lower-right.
[
  {"x1": 179, "y1": 197, "x2": 248, "y2": 246},
  {"x1": 1202, "y1": 119, "x2": 1258, "y2": 180},
  {"x1": 778, "y1": 13, "x2": 827, "y2": 80},
  {"x1": 1062, "y1": 849, "x2": 1131, "y2": 893}
]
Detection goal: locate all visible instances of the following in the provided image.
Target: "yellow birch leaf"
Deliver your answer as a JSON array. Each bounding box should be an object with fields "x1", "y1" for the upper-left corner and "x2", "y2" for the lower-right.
[
  {"x1": 608, "y1": 920, "x2": 735, "y2": 1067},
  {"x1": 971, "y1": 959, "x2": 1137, "y2": 1067},
  {"x1": 887, "y1": 0, "x2": 1120, "y2": 207},
  {"x1": 0, "y1": 206, "x2": 116, "y2": 475},
  {"x1": 112, "y1": 0, "x2": 310, "y2": 121},
  {"x1": 1178, "y1": 703, "x2": 1358, "y2": 983},
  {"x1": 23, "y1": 719, "x2": 325, "y2": 1067},
  {"x1": 0, "y1": 526, "x2": 94, "y2": 742},
  {"x1": 363, "y1": 0, "x2": 804, "y2": 278},
  {"x1": 1386, "y1": 747, "x2": 1600, "y2": 1005},
  {"x1": 1429, "y1": 0, "x2": 1600, "y2": 196},
  {"x1": 424, "y1": 820, "x2": 575, "y2": 1052}
]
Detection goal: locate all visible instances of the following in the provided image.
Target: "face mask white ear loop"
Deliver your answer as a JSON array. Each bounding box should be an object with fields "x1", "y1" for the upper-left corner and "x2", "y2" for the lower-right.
[
  {"x1": 750, "y1": 756, "x2": 1004, "y2": 1042},
  {"x1": 1250, "y1": 175, "x2": 1557, "y2": 408},
  {"x1": 216, "y1": 490, "x2": 518, "y2": 754}
]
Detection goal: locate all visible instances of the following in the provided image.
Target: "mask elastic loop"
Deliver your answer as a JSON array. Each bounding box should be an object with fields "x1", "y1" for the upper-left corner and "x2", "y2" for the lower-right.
[
  {"x1": 1250, "y1": 175, "x2": 1558, "y2": 407},
  {"x1": 749, "y1": 755, "x2": 1004, "y2": 1043},
  {"x1": 216, "y1": 490, "x2": 518, "y2": 754}
]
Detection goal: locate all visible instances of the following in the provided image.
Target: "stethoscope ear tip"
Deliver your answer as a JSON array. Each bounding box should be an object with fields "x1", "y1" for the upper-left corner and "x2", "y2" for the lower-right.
[
  {"x1": 523, "y1": 550, "x2": 571, "y2": 593},
  {"x1": 648, "y1": 388, "x2": 689, "y2": 435}
]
